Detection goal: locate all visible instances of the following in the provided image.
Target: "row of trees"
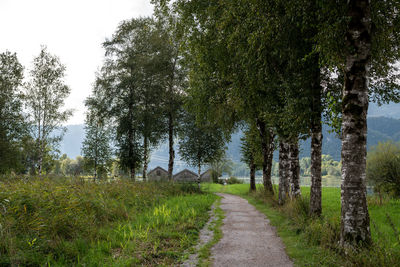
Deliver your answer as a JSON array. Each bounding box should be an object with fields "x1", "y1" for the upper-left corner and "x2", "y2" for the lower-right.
[
  {"x1": 81, "y1": 0, "x2": 400, "y2": 247},
  {"x1": 82, "y1": 7, "x2": 227, "y2": 183},
  {"x1": 0, "y1": 47, "x2": 72, "y2": 175},
  {"x1": 166, "y1": 0, "x2": 400, "y2": 247},
  {"x1": 83, "y1": 16, "x2": 182, "y2": 180},
  {"x1": 53, "y1": 154, "x2": 131, "y2": 179}
]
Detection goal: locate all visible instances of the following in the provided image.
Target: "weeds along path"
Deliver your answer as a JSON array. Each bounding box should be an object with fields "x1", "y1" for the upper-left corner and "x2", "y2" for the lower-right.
[
  {"x1": 181, "y1": 201, "x2": 222, "y2": 267},
  {"x1": 211, "y1": 193, "x2": 293, "y2": 267}
]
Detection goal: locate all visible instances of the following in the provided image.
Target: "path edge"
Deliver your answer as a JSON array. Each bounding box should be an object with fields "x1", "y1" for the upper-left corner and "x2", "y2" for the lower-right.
[{"x1": 180, "y1": 195, "x2": 225, "y2": 267}]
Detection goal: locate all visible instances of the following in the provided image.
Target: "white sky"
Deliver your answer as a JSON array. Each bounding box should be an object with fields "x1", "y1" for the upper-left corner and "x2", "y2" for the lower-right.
[{"x1": 0, "y1": 0, "x2": 153, "y2": 125}]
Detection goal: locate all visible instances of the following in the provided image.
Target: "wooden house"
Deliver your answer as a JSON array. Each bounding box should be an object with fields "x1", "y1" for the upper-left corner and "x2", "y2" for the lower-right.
[
  {"x1": 173, "y1": 169, "x2": 198, "y2": 182},
  {"x1": 147, "y1": 166, "x2": 169, "y2": 181},
  {"x1": 200, "y1": 169, "x2": 212, "y2": 182}
]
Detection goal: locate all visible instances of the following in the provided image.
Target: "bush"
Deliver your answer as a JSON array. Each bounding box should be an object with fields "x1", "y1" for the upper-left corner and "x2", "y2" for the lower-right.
[
  {"x1": 176, "y1": 181, "x2": 202, "y2": 193},
  {"x1": 367, "y1": 141, "x2": 400, "y2": 197},
  {"x1": 215, "y1": 178, "x2": 225, "y2": 185},
  {"x1": 226, "y1": 177, "x2": 243, "y2": 184}
]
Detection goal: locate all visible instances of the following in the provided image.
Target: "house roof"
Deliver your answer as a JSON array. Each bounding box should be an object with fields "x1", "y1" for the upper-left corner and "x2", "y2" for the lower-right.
[
  {"x1": 200, "y1": 169, "x2": 212, "y2": 177},
  {"x1": 173, "y1": 168, "x2": 198, "y2": 178},
  {"x1": 148, "y1": 166, "x2": 168, "y2": 176}
]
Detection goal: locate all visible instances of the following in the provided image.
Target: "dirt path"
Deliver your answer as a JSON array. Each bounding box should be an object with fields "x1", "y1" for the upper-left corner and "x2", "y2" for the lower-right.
[{"x1": 211, "y1": 193, "x2": 293, "y2": 267}]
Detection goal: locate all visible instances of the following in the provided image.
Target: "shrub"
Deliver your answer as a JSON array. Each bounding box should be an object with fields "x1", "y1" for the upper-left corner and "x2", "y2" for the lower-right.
[
  {"x1": 226, "y1": 177, "x2": 243, "y2": 184},
  {"x1": 176, "y1": 181, "x2": 201, "y2": 193},
  {"x1": 367, "y1": 141, "x2": 400, "y2": 197}
]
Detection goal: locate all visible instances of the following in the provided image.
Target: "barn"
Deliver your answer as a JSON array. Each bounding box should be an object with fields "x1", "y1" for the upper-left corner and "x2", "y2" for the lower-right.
[
  {"x1": 173, "y1": 169, "x2": 198, "y2": 182},
  {"x1": 147, "y1": 166, "x2": 169, "y2": 181},
  {"x1": 200, "y1": 169, "x2": 212, "y2": 182}
]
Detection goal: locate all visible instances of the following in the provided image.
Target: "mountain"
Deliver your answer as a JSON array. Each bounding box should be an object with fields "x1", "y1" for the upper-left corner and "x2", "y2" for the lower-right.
[
  {"x1": 59, "y1": 102, "x2": 400, "y2": 166},
  {"x1": 298, "y1": 116, "x2": 400, "y2": 161},
  {"x1": 368, "y1": 102, "x2": 400, "y2": 119},
  {"x1": 58, "y1": 124, "x2": 197, "y2": 172}
]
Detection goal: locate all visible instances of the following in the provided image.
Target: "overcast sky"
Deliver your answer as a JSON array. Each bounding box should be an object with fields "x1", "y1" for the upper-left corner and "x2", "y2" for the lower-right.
[{"x1": 0, "y1": 0, "x2": 153, "y2": 125}]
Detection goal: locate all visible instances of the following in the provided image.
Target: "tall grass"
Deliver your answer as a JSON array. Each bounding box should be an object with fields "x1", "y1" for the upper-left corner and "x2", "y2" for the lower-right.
[{"x1": 0, "y1": 177, "x2": 216, "y2": 266}]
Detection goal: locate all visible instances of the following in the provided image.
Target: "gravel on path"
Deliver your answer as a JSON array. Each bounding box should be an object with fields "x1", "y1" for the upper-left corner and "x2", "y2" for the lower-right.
[{"x1": 211, "y1": 193, "x2": 293, "y2": 267}]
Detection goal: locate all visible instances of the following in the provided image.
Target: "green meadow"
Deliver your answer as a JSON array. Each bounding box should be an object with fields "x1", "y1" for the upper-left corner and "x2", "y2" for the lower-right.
[
  {"x1": 0, "y1": 177, "x2": 216, "y2": 266},
  {"x1": 2, "y1": 178, "x2": 398, "y2": 266}
]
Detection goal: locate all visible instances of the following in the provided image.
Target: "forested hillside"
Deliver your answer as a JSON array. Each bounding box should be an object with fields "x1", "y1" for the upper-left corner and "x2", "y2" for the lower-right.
[
  {"x1": 300, "y1": 116, "x2": 400, "y2": 160},
  {"x1": 61, "y1": 116, "x2": 400, "y2": 163}
]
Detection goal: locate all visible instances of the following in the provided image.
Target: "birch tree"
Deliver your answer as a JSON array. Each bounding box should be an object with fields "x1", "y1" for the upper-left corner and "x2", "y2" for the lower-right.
[
  {"x1": 176, "y1": 0, "x2": 281, "y2": 194},
  {"x1": 240, "y1": 121, "x2": 263, "y2": 192},
  {"x1": 24, "y1": 46, "x2": 72, "y2": 175},
  {"x1": 316, "y1": 0, "x2": 400, "y2": 246},
  {"x1": 102, "y1": 18, "x2": 164, "y2": 180},
  {"x1": 339, "y1": 0, "x2": 372, "y2": 246},
  {"x1": 82, "y1": 86, "x2": 112, "y2": 180},
  {"x1": 178, "y1": 112, "x2": 226, "y2": 187},
  {"x1": 152, "y1": 0, "x2": 186, "y2": 180},
  {"x1": 0, "y1": 51, "x2": 26, "y2": 173}
]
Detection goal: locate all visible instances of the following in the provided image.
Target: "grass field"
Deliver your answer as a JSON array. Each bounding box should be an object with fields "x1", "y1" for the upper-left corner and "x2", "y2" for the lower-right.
[
  {"x1": 0, "y1": 177, "x2": 217, "y2": 266},
  {"x1": 202, "y1": 183, "x2": 400, "y2": 267}
]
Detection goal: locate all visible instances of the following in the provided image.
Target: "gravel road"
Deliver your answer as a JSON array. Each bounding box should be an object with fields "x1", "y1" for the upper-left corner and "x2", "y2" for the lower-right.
[{"x1": 211, "y1": 193, "x2": 293, "y2": 267}]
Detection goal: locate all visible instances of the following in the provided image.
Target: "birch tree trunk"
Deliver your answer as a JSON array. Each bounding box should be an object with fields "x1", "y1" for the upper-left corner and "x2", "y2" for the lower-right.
[
  {"x1": 37, "y1": 120, "x2": 42, "y2": 176},
  {"x1": 129, "y1": 127, "x2": 135, "y2": 181},
  {"x1": 128, "y1": 94, "x2": 136, "y2": 182},
  {"x1": 340, "y1": 0, "x2": 371, "y2": 246},
  {"x1": 168, "y1": 113, "x2": 175, "y2": 180},
  {"x1": 256, "y1": 119, "x2": 274, "y2": 194},
  {"x1": 94, "y1": 133, "x2": 98, "y2": 181},
  {"x1": 266, "y1": 129, "x2": 275, "y2": 189},
  {"x1": 289, "y1": 138, "x2": 301, "y2": 198},
  {"x1": 310, "y1": 63, "x2": 323, "y2": 216},
  {"x1": 94, "y1": 160, "x2": 97, "y2": 181},
  {"x1": 38, "y1": 149, "x2": 43, "y2": 176},
  {"x1": 130, "y1": 165, "x2": 136, "y2": 181},
  {"x1": 249, "y1": 154, "x2": 256, "y2": 192},
  {"x1": 197, "y1": 162, "x2": 201, "y2": 189},
  {"x1": 167, "y1": 52, "x2": 178, "y2": 181},
  {"x1": 142, "y1": 136, "x2": 148, "y2": 181},
  {"x1": 278, "y1": 141, "x2": 289, "y2": 205}
]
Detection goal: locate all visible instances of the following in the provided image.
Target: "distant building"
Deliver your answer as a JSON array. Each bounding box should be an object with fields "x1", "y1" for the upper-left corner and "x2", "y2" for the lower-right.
[
  {"x1": 200, "y1": 169, "x2": 212, "y2": 182},
  {"x1": 173, "y1": 169, "x2": 198, "y2": 182},
  {"x1": 147, "y1": 166, "x2": 168, "y2": 181}
]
